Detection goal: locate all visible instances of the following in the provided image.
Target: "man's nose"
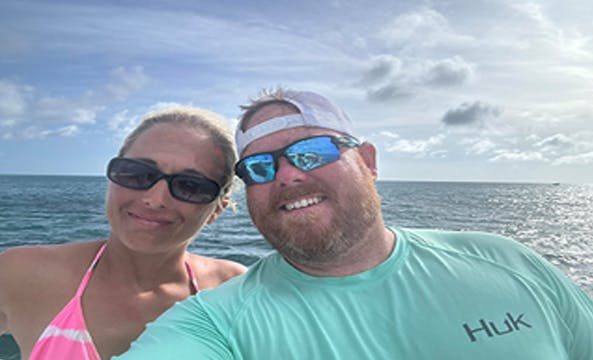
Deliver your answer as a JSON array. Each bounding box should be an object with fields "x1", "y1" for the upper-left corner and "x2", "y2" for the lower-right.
[{"x1": 274, "y1": 157, "x2": 306, "y2": 186}]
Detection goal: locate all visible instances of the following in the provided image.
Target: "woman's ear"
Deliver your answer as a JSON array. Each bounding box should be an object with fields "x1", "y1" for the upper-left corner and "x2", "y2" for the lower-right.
[
  {"x1": 358, "y1": 142, "x2": 378, "y2": 180},
  {"x1": 207, "y1": 195, "x2": 230, "y2": 224}
]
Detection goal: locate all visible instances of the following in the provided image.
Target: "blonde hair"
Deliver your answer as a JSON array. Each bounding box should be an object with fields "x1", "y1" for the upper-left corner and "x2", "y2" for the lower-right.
[{"x1": 119, "y1": 107, "x2": 236, "y2": 197}]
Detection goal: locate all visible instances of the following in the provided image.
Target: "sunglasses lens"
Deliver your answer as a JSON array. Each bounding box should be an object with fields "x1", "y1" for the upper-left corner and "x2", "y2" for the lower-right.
[
  {"x1": 170, "y1": 175, "x2": 220, "y2": 204},
  {"x1": 286, "y1": 137, "x2": 340, "y2": 171},
  {"x1": 236, "y1": 136, "x2": 344, "y2": 185},
  {"x1": 108, "y1": 158, "x2": 159, "y2": 190},
  {"x1": 237, "y1": 154, "x2": 275, "y2": 185},
  {"x1": 108, "y1": 158, "x2": 221, "y2": 204}
]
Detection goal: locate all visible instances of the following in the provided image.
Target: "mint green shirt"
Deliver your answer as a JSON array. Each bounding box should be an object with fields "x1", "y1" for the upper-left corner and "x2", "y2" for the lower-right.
[{"x1": 117, "y1": 228, "x2": 593, "y2": 359}]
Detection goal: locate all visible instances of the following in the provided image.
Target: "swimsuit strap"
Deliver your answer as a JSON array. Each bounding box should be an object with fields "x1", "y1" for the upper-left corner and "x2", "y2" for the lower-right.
[
  {"x1": 74, "y1": 243, "x2": 107, "y2": 298},
  {"x1": 184, "y1": 261, "x2": 199, "y2": 294},
  {"x1": 72, "y1": 244, "x2": 197, "y2": 297}
]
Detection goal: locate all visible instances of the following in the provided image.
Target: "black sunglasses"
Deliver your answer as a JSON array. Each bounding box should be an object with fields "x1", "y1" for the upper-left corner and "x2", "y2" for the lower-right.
[{"x1": 107, "y1": 157, "x2": 221, "y2": 204}]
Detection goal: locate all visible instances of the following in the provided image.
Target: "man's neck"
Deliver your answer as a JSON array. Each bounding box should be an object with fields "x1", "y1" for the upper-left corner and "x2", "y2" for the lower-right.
[{"x1": 283, "y1": 225, "x2": 396, "y2": 277}]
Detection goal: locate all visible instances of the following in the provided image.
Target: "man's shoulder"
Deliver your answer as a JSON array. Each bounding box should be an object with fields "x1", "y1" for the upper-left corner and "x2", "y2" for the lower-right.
[{"x1": 396, "y1": 227, "x2": 541, "y2": 271}]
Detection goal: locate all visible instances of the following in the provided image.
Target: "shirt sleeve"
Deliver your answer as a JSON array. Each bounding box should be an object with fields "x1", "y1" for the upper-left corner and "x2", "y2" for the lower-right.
[
  {"x1": 566, "y1": 286, "x2": 593, "y2": 359},
  {"x1": 555, "y1": 272, "x2": 593, "y2": 359},
  {"x1": 526, "y1": 250, "x2": 593, "y2": 359},
  {"x1": 114, "y1": 296, "x2": 233, "y2": 360}
]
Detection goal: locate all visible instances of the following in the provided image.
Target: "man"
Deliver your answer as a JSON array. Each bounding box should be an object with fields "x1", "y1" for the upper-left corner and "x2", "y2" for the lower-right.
[{"x1": 118, "y1": 89, "x2": 593, "y2": 359}]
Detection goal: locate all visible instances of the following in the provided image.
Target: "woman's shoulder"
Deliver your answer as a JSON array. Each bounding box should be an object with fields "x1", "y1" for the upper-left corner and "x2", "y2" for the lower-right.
[
  {"x1": 0, "y1": 240, "x2": 103, "y2": 264},
  {"x1": 0, "y1": 241, "x2": 105, "y2": 289},
  {"x1": 186, "y1": 253, "x2": 247, "y2": 290}
]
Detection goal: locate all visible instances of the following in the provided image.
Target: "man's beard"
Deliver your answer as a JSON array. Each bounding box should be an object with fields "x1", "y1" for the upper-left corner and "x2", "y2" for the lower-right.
[{"x1": 248, "y1": 172, "x2": 382, "y2": 266}]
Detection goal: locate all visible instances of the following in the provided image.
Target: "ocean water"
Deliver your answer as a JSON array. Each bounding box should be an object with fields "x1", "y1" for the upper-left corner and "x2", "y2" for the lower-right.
[{"x1": 1, "y1": 175, "x2": 592, "y2": 358}]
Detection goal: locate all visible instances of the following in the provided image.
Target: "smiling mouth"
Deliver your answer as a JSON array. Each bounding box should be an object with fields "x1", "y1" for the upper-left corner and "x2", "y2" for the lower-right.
[
  {"x1": 129, "y1": 212, "x2": 172, "y2": 226},
  {"x1": 282, "y1": 196, "x2": 324, "y2": 211}
]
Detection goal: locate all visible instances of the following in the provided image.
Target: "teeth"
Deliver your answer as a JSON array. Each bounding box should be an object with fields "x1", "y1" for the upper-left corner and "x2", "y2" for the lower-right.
[{"x1": 284, "y1": 197, "x2": 322, "y2": 211}]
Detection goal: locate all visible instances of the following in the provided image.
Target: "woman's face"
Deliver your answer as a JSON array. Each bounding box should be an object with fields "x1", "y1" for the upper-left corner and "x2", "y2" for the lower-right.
[{"x1": 105, "y1": 123, "x2": 228, "y2": 255}]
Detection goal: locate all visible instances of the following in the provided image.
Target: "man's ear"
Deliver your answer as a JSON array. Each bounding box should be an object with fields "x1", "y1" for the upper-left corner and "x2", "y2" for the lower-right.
[
  {"x1": 358, "y1": 142, "x2": 378, "y2": 180},
  {"x1": 207, "y1": 195, "x2": 230, "y2": 224}
]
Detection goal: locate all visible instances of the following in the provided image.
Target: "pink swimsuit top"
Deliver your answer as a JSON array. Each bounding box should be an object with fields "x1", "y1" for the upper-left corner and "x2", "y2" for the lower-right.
[{"x1": 29, "y1": 244, "x2": 199, "y2": 360}]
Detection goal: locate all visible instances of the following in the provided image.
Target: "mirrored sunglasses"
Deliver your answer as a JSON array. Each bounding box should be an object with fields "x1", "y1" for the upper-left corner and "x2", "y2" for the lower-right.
[
  {"x1": 107, "y1": 157, "x2": 221, "y2": 204},
  {"x1": 235, "y1": 135, "x2": 359, "y2": 186}
]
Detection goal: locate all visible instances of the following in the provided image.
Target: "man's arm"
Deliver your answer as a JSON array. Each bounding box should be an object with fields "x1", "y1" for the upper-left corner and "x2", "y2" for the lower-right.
[
  {"x1": 528, "y1": 250, "x2": 593, "y2": 359},
  {"x1": 115, "y1": 295, "x2": 233, "y2": 360},
  {"x1": 556, "y1": 275, "x2": 593, "y2": 359}
]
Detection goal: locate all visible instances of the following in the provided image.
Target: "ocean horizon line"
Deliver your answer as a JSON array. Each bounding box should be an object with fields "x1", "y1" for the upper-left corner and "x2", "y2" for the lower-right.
[{"x1": 0, "y1": 173, "x2": 588, "y2": 186}]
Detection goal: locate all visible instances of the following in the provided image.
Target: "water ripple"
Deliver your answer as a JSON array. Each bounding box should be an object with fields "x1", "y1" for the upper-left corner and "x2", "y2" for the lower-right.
[{"x1": 1, "y1": 177, "x2": 591, "y2": 296}]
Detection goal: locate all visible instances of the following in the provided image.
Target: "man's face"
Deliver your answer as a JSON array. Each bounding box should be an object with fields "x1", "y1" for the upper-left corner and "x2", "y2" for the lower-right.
[{"x1": 240, "y1": 104, "x2": 381, "y2": 265}]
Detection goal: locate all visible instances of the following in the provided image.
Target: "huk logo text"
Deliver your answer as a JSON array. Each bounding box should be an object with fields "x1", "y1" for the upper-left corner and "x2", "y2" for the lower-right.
[{"x1": 463, "y1": 312, "x2": 532, "y2": 342}]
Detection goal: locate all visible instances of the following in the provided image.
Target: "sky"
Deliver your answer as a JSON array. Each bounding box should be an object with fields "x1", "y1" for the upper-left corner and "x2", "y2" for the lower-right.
[{"x1": 1, "y1": 0, "x2": 592, "y2": 183}]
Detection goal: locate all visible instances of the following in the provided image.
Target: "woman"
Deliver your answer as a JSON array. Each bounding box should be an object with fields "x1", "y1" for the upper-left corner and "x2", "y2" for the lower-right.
[{"x1": 0, "y1": 107, "x2": 247, "y2": 359}]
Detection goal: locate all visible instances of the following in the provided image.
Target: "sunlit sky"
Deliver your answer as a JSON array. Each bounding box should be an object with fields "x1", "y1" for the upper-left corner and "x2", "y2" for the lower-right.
[{"x1": 1, "y1": 0, "x2": 592, "y2": 183}]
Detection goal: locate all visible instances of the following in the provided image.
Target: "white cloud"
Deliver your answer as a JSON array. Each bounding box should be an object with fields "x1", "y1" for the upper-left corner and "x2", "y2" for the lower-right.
[
  {"x1": 0, "y1": 65, "x2": 149, "y2": 139},
  {"x1": 107, "y1": 102, "x2": 187, "y2": 140},
  {"x1": 22, "y1": 127, "x2": 41, "y2": 139},
  {"x1": 511, "y1": 2, "x2": 592, "y2": 60},
  {"x1": 108, "y1": 110, "x2": 140, "y2": 139},
  {"x1": 429, "y1": 149, "x2": 448, "y2": 158},
  {"x1": 22, "y1": 124, "x2": 80, "y2": 139},
  {"x1": 35, "y1": 96, "x2": 98, "y2": 125},
  {"x1": 73, "y1": 108, "x2": 98, "y2": 124},
  {"x1": 36, "y1": 96, "x2": 70, "y2": 119},
  {"x1": 54, "y1": 124, "x2": 80, "y2": 137},
  {"x1": 384, "y1": 133, "x2": 445, "y2": 157},
  {"x1": 461, "y1": 138, "x2": 498, "y2": 155},
  {"x1": 0, "y1": 80, "x2": 31, "y2": 117},
  {"x1": 457, "y1": 130, "x2": 593, "y2": 167},
  {"x1": 489, "y1": 149, "x2": 547, "y2": 162},
  {"x1": 146, "y1": 101, "x2": 187, "y2": 113},
  {"x1": 533, "y1": 133, "x2": 575, "y2": 153},
  {"x1": 380, "y1": 7, "x2": 474, "y2": 49},
  {"x1": 104, "y1": 66, "x2": 149, "y2": 101},
  {"x1": 1, "y1": 118, "x2": 17, "y2": 128},
  {"x1": 527, "y1": 132, "x2": 593, "y2": 161},
  {"x1": 380, "y1": 131, "x2": 400, "y2": 139},
  {"x1": 552, "y1": 151, "x2": 593, "y2": 165},
  {"x1": 107, "y1": 102, "x2": 184, "y2": 140}
]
